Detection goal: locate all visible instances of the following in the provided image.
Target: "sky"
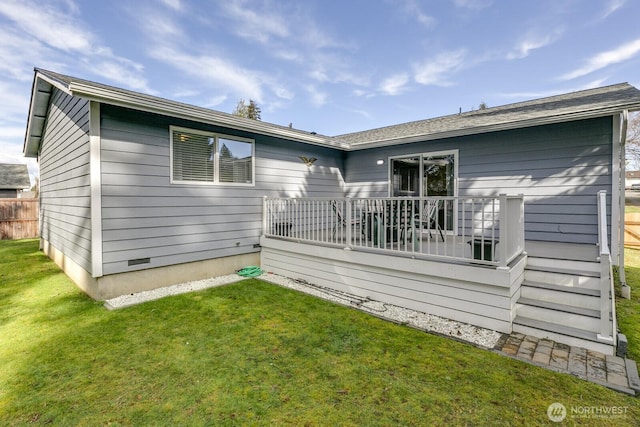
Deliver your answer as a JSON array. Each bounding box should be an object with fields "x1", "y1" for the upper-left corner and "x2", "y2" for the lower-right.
[{"x1": 1, "y1": 0, "x2": 640, "y2": 183}]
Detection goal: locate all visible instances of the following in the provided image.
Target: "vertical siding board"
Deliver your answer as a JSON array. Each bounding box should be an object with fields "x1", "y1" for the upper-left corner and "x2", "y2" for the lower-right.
[
  {"x1": 344, "y1": 117, "x2": 612, "y2": 244},
  {"x1": 99, "y1": 105, "x2": 346, "y2": 274},
  {"x1": 39, "y1": 88, "x2": 92, "y2": 272}
]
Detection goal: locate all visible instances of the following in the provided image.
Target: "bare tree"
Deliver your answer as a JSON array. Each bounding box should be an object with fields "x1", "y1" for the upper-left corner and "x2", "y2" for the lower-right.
[
  {"x1": 626, "y1": 112, "x2": 640, "y2": 169},
  {"x1": 232, "y1": 99, "x2": 262, "y2": 120}
]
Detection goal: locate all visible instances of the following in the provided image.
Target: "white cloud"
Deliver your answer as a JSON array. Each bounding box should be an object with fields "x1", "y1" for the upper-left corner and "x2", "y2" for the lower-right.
[
  {"x1": 218, "y1": 0, "x2": 360, "y2": 93},
  {"x1": 149, "y1": 46, "x2": 266, "y2": 102},
  {"x1": 0, "y1": 140, "x2": 34, "y2": 162},
  {"x1": 306, "y1": 85, "x2": 328, "y2": 107},
  {"x1": 507, "y1": 30, "x2": 561, "y2": 60},
  {"x1": 173, "y1": 88, "x2": 201, "y2": 98},
  {"x1": 159, "y1": 0, "x2": 183, "y2": 11},
  {"x1": 273, "y1": 85, "x2": 295, "y2": 100},
  {"x1": 400, "y1": 0, "x2": 436, "y2": 27},
  {"x1": 273, "y1": 49, "x2": 302, "y2": 62},
  {"x1": 380, "y1": 73, "x2": 410, "y2": 95},
  {"x1": 352, "y1": 108, "x2": 373, "y2": 120},
  {"x1": 0, "y1": 27, "x2": 53, "y2": 81},
  {"x1": 602, "y1": 0, "x2": 626, "y2": 19},
  {"x1": 202, "y1": 95, "x2": 228, "y2": 108},
  {"x1": 140, "y1": 12, "x2": 186, "y2": 41},
  {"x1": 453, "y1": 0, "x2": 492, "y2": 10},
  {"x1": 85, "y1": 59, "x2": 153, "y2": 94},
  {"x1": 221, "y1": 0, "x2": 290, "y2": 44},
  {"x1": 414, "y1": 49, "x2": 466, "y2": 86},
  {"x1": 0, "y1": 125, "x2": 27, "y2": 140},
  {"x1": 0, "y1": 0, "x2": 93, "y2": 52},
  {"x1": 0, "y1": 1, "x2": 152, "y2": 93},
  {"x1": 0, "y1": 81, "x2": 30, "y2": 121},
  {"x1": 561, "y1": 38, "x2": 640, "y2": 80}
]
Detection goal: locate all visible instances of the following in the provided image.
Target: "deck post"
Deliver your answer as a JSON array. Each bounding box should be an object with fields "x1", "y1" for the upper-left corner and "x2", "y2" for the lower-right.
[
  {"x1": 498, "y1": 194, "x2": 508, "y2": 269},
  {"x1": 345, "y1": 197, "x2": 352, "y2": 248},
  {"x1": 262, "y1": 196, "x2": 268, "y2": 237}
]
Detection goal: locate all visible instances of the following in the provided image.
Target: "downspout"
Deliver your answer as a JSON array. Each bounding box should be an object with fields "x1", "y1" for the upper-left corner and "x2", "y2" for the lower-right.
[{"x1": 619, "y1": 110, "x2": 629, "y2": 296}]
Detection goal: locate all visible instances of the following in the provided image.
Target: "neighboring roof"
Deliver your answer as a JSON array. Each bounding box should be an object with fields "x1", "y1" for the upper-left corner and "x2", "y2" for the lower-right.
[
  {"x1": 0, "y1": 163, "x2": 31, "y2": 189},
  {"x1": 337, "y1": 83, "x2": 640, "y2": 149},
  {"x1": 23, "y1": 68, "x2": 640, "y2": 157},
  {"x1": 626, "y1": 171, "x2": 640, "y2": 179}
]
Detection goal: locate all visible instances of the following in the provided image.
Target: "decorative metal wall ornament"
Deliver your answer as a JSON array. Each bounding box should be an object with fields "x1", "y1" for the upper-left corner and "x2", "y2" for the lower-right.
[{"x1": 299, "y1": 156, "x2": 317, "y2": 167}]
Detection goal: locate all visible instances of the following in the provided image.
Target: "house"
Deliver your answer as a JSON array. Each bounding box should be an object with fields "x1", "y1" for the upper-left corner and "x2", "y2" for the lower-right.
[
  {"x1": 0, "y1": 163, "x2": 31, "y2": 198},
  {"x1": 626, "y1": 170, "x2": 640, "y2": 188},
  {"x1": 23, "y1": 68, "x2": 640, "y2": 355}
]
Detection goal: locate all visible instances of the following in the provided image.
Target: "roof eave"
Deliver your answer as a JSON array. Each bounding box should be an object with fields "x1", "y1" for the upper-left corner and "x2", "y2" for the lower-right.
[
  {"x1": 346, "y1": 105, "x2": 640, "y2": 150},
  {"x1": 23, "y1": 71, "x2": 73, "y2": 158},
  {"x1": 67, "y1": 82, "x2": 347, "y2": 150}
]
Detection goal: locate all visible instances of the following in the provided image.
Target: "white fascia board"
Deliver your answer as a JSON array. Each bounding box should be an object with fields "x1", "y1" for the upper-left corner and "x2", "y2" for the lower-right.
[
  {"x1": 36, "y1": 72, "x2": 73, "y2": 94},
  {"x1": 68, "y1": 83, "x2": 349, "y2": 150},
  {"x1": 23, "y1": 73, "x2": 74, "y2": 157},
  {"x1": 23, "y1": 78, "x2": 43, "y2": 157}
]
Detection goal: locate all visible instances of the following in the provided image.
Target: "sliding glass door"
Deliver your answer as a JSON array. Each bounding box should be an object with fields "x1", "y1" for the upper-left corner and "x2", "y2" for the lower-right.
[{"x1": 390, "y1": 150, "x2": 458, "y2": 232}]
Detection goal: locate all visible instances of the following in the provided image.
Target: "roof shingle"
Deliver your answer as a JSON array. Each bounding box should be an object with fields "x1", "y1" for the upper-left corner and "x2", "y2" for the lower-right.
[
  {"x1": 0, "y1": 163, "x2": 31, "y2": 189},
  {"x1": 335, "y1": 83, "x2": 640, "y2": 147}
]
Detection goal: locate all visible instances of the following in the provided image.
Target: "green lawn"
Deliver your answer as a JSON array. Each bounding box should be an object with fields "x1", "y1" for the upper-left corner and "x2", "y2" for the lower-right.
[
  {"x1": 617, "y1": 247, "x2": 640, "y2": 361},
  {"x1": 1, "y1": 240, "x2": 638, "y2": 426}
]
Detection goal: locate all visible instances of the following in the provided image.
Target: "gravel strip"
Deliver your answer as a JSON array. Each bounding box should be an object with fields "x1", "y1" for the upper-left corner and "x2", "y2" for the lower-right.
[
  {"x1": 104, "y1": 272, "x2": 501, "y2": 349},
  {"x1": 103, "y1": 274, "x2": 243, "y2": 310},
  {"x1": 260, "y1": 273, "x2": 502, "y2": 349}
]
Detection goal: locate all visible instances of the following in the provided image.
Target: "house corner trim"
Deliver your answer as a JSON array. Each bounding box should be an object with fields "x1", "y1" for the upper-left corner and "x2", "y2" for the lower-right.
[{"x1": 89, "y1": 101, "x2": 103, "y2": 277}]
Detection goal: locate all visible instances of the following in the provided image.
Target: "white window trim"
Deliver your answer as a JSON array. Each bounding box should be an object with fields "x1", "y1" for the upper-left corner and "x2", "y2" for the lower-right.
[{"x1": 169, "y1": 125, "x2": 255, "y2": 186}]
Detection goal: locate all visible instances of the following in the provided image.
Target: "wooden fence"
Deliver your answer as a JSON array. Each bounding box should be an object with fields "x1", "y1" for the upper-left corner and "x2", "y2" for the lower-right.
[{"x1": 0, "y1": 199, "x2": 39, "y2": 240}]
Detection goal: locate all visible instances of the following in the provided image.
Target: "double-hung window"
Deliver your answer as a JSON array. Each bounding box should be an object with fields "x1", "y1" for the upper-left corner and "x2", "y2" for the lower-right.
[{"x1": 170, "y1": 126, "x2": 254, "y2": 185}]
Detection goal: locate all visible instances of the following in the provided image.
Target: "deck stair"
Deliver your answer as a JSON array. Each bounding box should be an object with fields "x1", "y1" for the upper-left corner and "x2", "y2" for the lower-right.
[{"x1": 513, "y1": 256, "x2": 615, "y2": 354}]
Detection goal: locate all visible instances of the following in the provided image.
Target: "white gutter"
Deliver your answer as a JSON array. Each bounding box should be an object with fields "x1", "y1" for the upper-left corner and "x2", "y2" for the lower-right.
[
  {"x1": 347, "y1": 106, "x2": 640, "y2": 151},
  {"x1": 67, "y1": 82, "x2": 348, "y2": 150}
]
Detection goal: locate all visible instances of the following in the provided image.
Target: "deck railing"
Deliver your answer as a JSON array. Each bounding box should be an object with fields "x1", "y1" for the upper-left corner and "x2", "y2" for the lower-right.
[
  {"x1": 596, "y1": 190, "x2": 616, "y2": 345},
  {"x1": 263, "y1": 195, "x2": 525, "y2": 268}
]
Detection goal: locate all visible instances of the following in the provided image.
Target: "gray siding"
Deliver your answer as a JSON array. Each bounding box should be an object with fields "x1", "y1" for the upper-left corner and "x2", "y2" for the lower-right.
[
  {"x1": 39, "y1": 89, "x2": 92, "y2": 271},
  {"x1": 344, "y1": 117, "x2": 613, "y2": 244},
  {"x1": 100, "y1": 105, "x2": 345, "y2": 275}
]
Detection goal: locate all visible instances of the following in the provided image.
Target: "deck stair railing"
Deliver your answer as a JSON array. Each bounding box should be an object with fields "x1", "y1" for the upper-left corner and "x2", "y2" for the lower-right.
[
  {"x1": 264, "y1": 195, "x2": 525, "y2": 268},
  {"x1": 596, "y1": 190, "x2": 617, "y2": 345}
]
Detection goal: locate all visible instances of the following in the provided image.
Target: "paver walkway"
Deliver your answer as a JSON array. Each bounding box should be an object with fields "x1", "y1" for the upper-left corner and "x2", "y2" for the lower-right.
[{"x1": 494, "y1": 332, "x2": 640, "y2": 395}]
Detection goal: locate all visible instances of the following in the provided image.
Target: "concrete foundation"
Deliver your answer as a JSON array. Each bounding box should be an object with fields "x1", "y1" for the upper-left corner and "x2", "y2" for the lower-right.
[{"x1": 41, "y1": 238, "x2": 260, "y2": 300}]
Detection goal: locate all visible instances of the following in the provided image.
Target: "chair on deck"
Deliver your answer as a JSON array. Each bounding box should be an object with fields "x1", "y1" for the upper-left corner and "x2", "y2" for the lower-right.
[
  {"x1": 331, "y1": 200, "x2": 362, "y2": 238},
  {"x1": 415, "y1": 200, "x2": 445, "y2": 242}
]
